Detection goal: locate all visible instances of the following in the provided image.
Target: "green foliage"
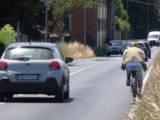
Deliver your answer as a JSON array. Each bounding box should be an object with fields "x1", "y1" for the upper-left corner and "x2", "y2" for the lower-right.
[
  {"x1": 122, "y1": 0, "x2": 160, "y2": 38},
  {"x1": 115, "y1": 0, "x2": 130, "y2": 32},
  {"x1": 96, "y1": 46, "x2": 107, "y2": 56},
  {"x1": 0, "y1": 24, "x2": 16, "y2": 47},
  {"x1": 115, "y1": 0, "x2": 128, "y2": 20},
  {"x1": 0, "y1": 0, "x2": 42, "y2": 28}
]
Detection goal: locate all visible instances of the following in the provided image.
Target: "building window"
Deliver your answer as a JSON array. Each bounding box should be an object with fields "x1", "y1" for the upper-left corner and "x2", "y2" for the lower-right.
[
  {"x1": 64, "y1": 17, "x2": 70, "y2": 31},
  {"x1": 61, "y1": 14, "x2": 71, "y2": 32}
]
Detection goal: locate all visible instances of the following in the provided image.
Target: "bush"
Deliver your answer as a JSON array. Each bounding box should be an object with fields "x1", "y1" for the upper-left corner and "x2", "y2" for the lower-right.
[
  {"x1": 0, "y1": 24, "x2": 16, "y2": 56},
  {"x1": 56, "y1": 42, "x2": 95, "y2": 59},
  {"x1": 96, "y1": 46, "x2": 107, "y2": 56},
  {"x1": 0, "y1": 24, "x2": 16, "y2": 47}
]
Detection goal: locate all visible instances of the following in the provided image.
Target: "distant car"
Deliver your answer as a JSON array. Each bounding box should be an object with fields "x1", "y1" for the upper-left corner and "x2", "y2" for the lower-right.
[
  {"x1": 147, "y1": 31, "x2": 160, "y2": 46},
  {"x1": 144, "y1": 41, "x2": 151, "y2": 59},
  {"x1": 106, "y1": 40, "x2": 124, "y2": 56},
  {"x1": 126, "y1": 41, "x2": 148, "y2": 61},
  {"x1": 0, "y1": 42, "x2": 73, "y2": 102}
]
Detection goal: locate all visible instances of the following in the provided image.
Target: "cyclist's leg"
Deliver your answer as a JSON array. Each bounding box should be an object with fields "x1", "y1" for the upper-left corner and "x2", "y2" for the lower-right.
[
  {"x1": 133, "y1": 66, "x2": 143, "y2": 93},
  {"x1": 126, "y1": 66, "x2": 134, "y2": 86}
]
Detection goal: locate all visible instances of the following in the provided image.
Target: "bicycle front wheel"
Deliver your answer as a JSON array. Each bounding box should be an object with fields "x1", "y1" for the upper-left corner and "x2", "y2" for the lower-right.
[{"x1": 132, "y1": 77, "x2": 137, "y2": 99}]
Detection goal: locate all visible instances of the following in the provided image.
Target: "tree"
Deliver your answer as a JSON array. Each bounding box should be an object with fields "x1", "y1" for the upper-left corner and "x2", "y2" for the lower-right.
[
  {"x1": 122, "y1": 0, "x2": 160, "y2": 39},
  {"x1": 41, "y1": 0, "x2": 100, "y2": 33},
  {"x1": 0, "y1": 0, "x2": 43, "y2": 28},
  {"x1": 115, "y1": 0, "x2": 130, "y2": 31},
  {"x1": 0, "y1": 24, "x2": 16, "y2": 47}
]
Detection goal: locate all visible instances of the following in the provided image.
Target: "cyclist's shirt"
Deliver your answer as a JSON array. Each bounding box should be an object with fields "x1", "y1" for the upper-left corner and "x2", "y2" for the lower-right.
[{"x1": 123, "y1": 47, "x2": 145, "y2": 67}]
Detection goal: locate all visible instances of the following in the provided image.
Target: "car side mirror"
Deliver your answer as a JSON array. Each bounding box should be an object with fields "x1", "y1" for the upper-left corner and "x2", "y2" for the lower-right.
[{"x1": 65, "y1": 57, "x2": 73, "y2": 63}]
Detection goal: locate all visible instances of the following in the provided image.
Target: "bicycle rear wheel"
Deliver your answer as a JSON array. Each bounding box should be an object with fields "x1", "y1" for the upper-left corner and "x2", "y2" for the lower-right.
[{"x1": 132, "y1": 77, "x2": 137, "y2": 99}]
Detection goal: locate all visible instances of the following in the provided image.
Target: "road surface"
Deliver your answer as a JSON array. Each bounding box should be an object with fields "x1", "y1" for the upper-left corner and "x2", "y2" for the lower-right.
[{"x1": 0, "y1": 47, "x2": 159, "y2": 120}]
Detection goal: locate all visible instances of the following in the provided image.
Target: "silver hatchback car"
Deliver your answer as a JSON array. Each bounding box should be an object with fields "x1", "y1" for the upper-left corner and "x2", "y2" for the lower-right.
[{"x1": 0, "y1": 42, "x2": 73, "y2": 102}]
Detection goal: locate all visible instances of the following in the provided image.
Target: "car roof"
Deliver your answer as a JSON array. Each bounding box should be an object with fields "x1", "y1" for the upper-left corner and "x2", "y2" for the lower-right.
[
  {"x1": 110, "y1": 40, "x2": 121, "y2": 41},
  {"x1": 149, "y1": 31, "x2": 160, "y2": 34},
  {"x1": 6, "y1": 42, "x2": 56, "y2": 50},
  {"x1": 128, "y1": 41, "x2": 145, "y2": 44}
]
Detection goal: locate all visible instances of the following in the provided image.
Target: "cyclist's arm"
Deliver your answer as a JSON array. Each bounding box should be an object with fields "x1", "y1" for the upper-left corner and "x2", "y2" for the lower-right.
[
  {"x1": 122, "y1": 50, "x2": 126, "y2": 61},
  {"x1": 122, "y1": 50, "x2": 126, "y2": 58}
]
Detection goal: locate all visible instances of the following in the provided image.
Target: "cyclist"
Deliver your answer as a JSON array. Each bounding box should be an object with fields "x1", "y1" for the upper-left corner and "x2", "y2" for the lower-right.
[{"x1": 121, "y1": 41, "x2": 147, "y2": 94}]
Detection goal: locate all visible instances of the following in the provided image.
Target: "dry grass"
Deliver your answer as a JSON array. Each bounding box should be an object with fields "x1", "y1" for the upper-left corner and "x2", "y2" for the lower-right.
[
  {"x1": 125, "y1": 52, "x2": 160, "y2": 120},
  {"x1": 56, "y1": 41, "x2": 95, "y2": 59}
]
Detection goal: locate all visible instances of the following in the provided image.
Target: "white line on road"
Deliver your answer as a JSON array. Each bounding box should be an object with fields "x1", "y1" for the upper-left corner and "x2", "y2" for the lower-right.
[
  {"x1": 70, "y1": 62, "x2": 104, "y2": 76},
  {"x1": 142, "y1": 66, "x2": 153, "y2": 93},
  {"x1": 0, "y1": 103, "x2": 4, "y2": 105}
]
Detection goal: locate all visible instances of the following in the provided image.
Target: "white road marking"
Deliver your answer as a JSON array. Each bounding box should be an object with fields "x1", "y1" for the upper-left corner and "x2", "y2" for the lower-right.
[
  {"x1": 0, "y1": 103, "x2": 4, "y2": 105},
  {"x1": 142, "y1": 66, "x2": 153, "y2": 93},
  {"x1": 70, "y1": 62, "x2": 104, "y2": 76}
]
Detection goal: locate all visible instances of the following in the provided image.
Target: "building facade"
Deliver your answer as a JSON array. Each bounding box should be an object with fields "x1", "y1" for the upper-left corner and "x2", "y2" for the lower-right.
[{"x1": 49, "y1": 0, "x2": 116, "y2": 48}]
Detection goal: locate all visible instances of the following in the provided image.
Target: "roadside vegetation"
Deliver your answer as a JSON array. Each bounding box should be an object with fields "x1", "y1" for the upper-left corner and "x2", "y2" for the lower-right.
[
  {"x1": 96, "y1": 46, "x2": 107, "y2": 56},
  {"x1": 125, "y1": 51, "x2": 160, "y2": 120},
  {"x1": 56, "y1": 42, "x2": 95, "y2": 59},
  {"x1": 0, "y1": 24, "x2": 16, "y2": 56}
]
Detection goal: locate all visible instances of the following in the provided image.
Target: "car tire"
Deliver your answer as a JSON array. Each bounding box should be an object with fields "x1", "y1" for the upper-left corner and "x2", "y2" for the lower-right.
[
  {"x1": 5, "y1": 94, "x2": 13, "y2": 99},
  {"x1": 55, "y1": 80, "x2": 64, "y2": 102},
  {"x1": 149, "y1": 54, "x2": 151, "y2": 59},
  {"x1": 64, "y1": 82, "x2": 69, "y2": 99},
  {"x1": 107, "y1": 53, "x2": 110, "y2": 56},
  {"x1": 0, "y1": 93, "x2": 4, "y2": 102}
]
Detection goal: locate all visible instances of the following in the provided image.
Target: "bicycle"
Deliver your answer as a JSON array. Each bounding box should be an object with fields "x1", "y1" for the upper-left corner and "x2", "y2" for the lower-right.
[{"x1": 130, "y1": 71, "x2": 138, "y2": 99}]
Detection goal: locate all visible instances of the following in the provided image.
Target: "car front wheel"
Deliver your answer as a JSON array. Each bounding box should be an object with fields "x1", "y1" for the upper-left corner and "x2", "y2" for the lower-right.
[
  {"x1": 64, "y1": 82, "x2": 69, "y2": 99},
  {"x1": 107, "y1": 53, "x2": 110, "y2": 56},
  {"x1": 0, "y1": 93, "x2": 4, "y2": 102},
  {"x1": 5, "y1": 94, "x2": 13, "y2": 99}
]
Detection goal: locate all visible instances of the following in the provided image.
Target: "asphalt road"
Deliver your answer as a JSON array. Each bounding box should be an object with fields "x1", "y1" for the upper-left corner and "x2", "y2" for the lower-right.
[{"x1": 0, "y1": 47, "x2": 160, "y2": 120}]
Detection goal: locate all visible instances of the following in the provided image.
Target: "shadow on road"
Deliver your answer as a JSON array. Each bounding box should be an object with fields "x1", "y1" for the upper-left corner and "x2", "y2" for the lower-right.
[
  {"x1": 68, "y1": 64, "x2": 82, "y2": 67},
  {"x1": 3, "y1": 97, "x2": 74, "y2": 103}
]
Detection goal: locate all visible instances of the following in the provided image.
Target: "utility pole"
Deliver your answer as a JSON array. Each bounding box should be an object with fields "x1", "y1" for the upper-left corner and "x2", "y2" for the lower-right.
[
  {"x1": 147, "y1": 0, "x2": 149, "y2": 35},
  {"x1": 45, "y1": 0, "x2": 48, "y2": 42},
  {"x1": 84, "y1": 0, "x2": 86, "y2": 45},
  {"x1": 125, "y1": 0, "x2": 128, "y2": 45},
  {"x1": 17, "y1": 20, "x2": 19, "y2": 42}
]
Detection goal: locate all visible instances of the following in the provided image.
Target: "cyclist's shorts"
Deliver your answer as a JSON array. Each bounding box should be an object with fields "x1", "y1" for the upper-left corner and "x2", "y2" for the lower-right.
[{"x1": 126, "y1": 66, "x2": 143, "y2": 82}]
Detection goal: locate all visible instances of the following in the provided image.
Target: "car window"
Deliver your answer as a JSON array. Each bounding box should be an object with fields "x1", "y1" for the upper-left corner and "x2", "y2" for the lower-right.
[
  {"x1": 128, "y1": 43, "x2": 131, "y2": 47},
  {"x1": 4, "y1": 47, "x2": 53, "y2": 60},
  {"x1": 149, "y1": 35, "x2": 159, "y2": 39},
  {"x1": 109, "y1": 41, "x2": 122, "y2": 46},
  {"x1": 137, "y1": 43, "x2": 144, "y2": 48}
]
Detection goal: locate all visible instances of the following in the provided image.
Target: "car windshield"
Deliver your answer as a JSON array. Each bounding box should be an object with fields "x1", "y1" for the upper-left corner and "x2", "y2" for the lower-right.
[
  {"x1": 4, "y1": 47, "x2": 53, "y2": 60},
  {"x1": 109, "y1": 41, "x2": 122, "y2": 46},
  {"x1": 137, "y1": 43, "x2": 144, "y2": 48},
  {"x1": 148, "y1": 35, "x2": 159, "y2": 39}
]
